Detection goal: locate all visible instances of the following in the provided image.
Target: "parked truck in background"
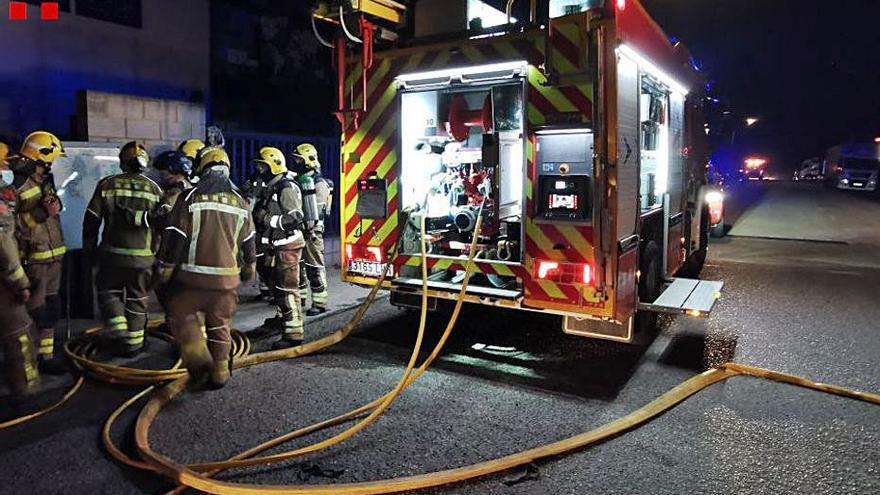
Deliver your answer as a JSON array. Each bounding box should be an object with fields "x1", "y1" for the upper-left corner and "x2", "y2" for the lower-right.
[
  {"x1": 318, "y1": 0, "x2": 723, "y2": 344},
  {"x1": 824, "y1": 143, "x2": 880, "y2": 192}
]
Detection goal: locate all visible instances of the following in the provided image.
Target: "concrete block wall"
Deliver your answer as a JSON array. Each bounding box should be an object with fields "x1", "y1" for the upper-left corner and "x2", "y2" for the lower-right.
[{"x1": 81, "y1": 91, "x2": 206, "y2": 154}]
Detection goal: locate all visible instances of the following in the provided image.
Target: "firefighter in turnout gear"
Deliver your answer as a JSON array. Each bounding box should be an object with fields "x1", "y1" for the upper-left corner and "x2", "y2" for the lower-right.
[
  {"x1": 292, "y1": 143, "x2": 333, "y2": 316},
  {"x1": 253, "y1": 147, "x2": 306, "y2": 349},
  {"x1": 9, "y1": 131, "x2": 66, "y2": 372},
  {"x1": 83, "y1": 142, "x2": 163, "y2": 357},
  {"x1": 155, "y1": 147, "x2": 256, "y2": 389},
  {"x1": 1, "y1": 146, "x2": 41, "y2": 397},
  {"x1": 151, "y1": 151, "x2": 193, "y2": 320}
]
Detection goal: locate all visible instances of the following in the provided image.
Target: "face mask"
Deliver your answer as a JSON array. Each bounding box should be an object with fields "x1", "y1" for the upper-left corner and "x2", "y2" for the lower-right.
[{"x1": 0, "y1": 170, "x2": 13, "y2": 185}]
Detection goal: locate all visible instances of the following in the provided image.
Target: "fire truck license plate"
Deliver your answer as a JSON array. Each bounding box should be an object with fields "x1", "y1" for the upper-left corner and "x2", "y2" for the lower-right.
[{"x1": 348, "y1": 260, "x2": 386, "y2": 277}]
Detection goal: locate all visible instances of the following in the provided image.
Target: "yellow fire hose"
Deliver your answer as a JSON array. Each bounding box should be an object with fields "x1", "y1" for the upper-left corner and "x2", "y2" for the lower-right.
[
  {"x1": 100, "y1": 236, "x2": 405, "y2": 483},
  {"x1": 175, "y1": 213, "x2": 485, "y2": 480},
  {"x1": 0, "y1": 375, "x2": 85, "y2": 430},
  {"x1": 135, "y1": 361, "x2": 880, "y2": 495}
]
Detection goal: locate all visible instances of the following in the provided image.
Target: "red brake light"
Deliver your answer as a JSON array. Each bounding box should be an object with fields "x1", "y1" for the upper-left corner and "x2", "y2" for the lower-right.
[
  {"x1": 535, "y1": 260, "x2": 593, "y2": 286},
  {"x1": 582, "y1": 264, "x2": 592, "y2": 285},
  {"x1": 346, "y1": 243, "x2": 384, "y2": 262}
]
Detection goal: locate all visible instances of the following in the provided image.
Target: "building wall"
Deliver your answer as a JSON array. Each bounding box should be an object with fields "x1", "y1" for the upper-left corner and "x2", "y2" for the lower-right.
[
  {"x1": 81, "y1": 91, "x2": 206, "y2": 153},
  {"x1": 0, "y1": 0, "x2": 209, "y2": 142}
]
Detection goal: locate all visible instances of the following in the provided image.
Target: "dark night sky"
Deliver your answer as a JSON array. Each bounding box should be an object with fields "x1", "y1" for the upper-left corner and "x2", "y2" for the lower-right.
[{"x1": 641, "y1": 0, "x2": 880, "y2": 171}]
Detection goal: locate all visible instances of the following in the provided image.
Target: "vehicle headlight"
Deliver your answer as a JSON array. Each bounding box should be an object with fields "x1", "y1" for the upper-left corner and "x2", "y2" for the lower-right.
[{"x1": 705, "y1": 191, "x2": 724, "y2": 204}]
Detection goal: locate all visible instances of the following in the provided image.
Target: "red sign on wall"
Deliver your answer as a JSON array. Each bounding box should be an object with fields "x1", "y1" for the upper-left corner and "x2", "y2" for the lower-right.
[{"x1": 9, "y1": 2, "x2": 59, "y2": 21}]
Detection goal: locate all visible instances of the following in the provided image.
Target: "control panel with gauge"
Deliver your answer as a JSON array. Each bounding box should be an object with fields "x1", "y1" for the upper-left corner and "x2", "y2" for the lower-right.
[{"x1": 535, "y1": 130, "x2": 593, "y2": 221}]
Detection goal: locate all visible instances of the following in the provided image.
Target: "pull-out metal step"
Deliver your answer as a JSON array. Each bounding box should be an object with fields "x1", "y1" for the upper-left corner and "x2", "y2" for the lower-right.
[
  {"x1": 392, "y1": 277, "x2": 522, "y2": 300},
  {"x1": 638, "y1": 278, "x2": 723, "y2": 317}
]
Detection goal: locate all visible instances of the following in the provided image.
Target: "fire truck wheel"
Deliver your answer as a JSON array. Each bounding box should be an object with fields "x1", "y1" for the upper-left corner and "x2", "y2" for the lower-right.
[{"x1": 636, "y1": 241, "x2": 662, "y2": 333}]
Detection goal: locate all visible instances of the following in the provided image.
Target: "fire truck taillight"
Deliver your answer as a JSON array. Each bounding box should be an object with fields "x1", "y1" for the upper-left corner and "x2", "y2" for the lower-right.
[
  {"x1": 346, "y1": 244, "x2": 384, "y2": 263},
  {"x1": 536, "y1": 260, "x2": 593, "y2": 285},
  {"x1": 537, "y1": 261, "x2": 559, "y2": 279}
]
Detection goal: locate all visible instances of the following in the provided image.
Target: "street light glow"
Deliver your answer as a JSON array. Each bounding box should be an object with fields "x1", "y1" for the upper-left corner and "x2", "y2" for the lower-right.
[{"x1": 746, "y1": 117, "x2": 759, "y2": 127}]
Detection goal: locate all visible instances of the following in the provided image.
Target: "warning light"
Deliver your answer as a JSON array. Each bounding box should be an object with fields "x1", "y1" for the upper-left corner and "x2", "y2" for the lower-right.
[
  {"x1": 616, "y1": 0, "x2": 626, "y2": 10},
  {"x1": 874, "y1": 137, "x2": 880, "y2": 144},
  {"x1": 582, "y1": 264, "x2": 592, "y2": 285},
  {"x1": 744, "y1": 157, "x2": 767, "y2": 169}
]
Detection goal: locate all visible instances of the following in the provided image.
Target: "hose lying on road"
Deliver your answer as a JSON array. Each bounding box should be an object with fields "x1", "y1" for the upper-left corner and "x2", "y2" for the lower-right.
[
  {"x1": 136, "y1": 361, "x2": 880, "y2": 495},
  {"x1": 0, "y1": 375, "x2": 85, "y2": 430},
  {"x1": 176, "y1": 212, "x2": 485, "y2": 479}
]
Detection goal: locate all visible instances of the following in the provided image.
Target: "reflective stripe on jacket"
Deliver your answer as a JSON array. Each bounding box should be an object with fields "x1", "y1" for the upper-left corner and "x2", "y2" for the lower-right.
[
  {"x1": 83, "y1": 173, "x2": 162, "y2": 269},
  {"x1": 256, "y1": 174, "x2": 304, "y2": 250},
  {"x1": 10, "y1": 158, "x2": 66, "y2": 264},
  {"x1": 159, "y1": 176, "x2": 257, "y2": 290}
]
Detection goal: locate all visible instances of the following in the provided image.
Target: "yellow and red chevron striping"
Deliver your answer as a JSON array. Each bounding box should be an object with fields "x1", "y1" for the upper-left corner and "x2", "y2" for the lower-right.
[
  {"x1": 340, "y1": 28, "x2": 604, "y2": 313},
  {"x1": 394, "y1": 255, "x2": 530, "y2": 279}
]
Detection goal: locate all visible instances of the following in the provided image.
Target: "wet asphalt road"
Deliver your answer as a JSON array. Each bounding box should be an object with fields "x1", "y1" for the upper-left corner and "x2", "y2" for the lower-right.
[{"x1": 1, "y1": 181, "x2": 879, "y2": 494}]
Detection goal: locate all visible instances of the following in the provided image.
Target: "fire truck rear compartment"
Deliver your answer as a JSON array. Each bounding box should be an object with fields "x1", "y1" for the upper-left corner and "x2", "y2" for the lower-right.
[{"x1": 396, "y1": 78, "x2": 528, "y2": 293}]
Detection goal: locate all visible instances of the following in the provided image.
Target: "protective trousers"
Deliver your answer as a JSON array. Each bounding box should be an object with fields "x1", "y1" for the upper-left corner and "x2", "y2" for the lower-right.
[
  {"x1": 0, "y1": 290, "x2": 39, "y2": 395},
  {"x1": 24, "y1": 260, "x2": 62, "y2": 362},
  {"x1": 96, "y1": 265, "x2": 150, "y2": 352},
  {"x1": 167, "y1": 288, "x2": 237, "y2": 383},
  {"x1": 271, "y1": 248, "x2": 304, "y2": 341},
  {"x1": 300, "y1": 232, "x2": 328, "y2": 310}
]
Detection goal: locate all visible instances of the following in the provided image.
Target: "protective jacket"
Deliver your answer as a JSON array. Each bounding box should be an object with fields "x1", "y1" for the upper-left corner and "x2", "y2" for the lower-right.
[
  {"x1": 160, "y1": 170, "x2": 257, "y2": 290},
  {"x1": 83, "y1": 172, "x2": 163, "y2": 269},
  {"x1": 10, "y1": 157, "x2": 66, "y2": 264},
  {"x1": 0, "y1": 189, "x2": 29, "y2": 295},
  {"x1": 254, "y1": 174, "x2": 305, "y2": 251},
  {"x1": 161, "y1": 177, "x2": 193, "y2": 212}
]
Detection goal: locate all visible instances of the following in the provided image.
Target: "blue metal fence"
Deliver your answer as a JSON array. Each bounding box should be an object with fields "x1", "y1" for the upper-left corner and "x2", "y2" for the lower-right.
[{"x1": 225, "y1": 131, "x2": 341, "y2": 245}]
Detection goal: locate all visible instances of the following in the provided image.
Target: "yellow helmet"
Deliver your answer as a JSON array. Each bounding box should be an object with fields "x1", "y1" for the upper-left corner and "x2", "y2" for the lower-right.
[
  {"x1": 0, "y1": 141, "x2": 8, "y2": 164},
  {"x1": 20, "y1": 131, "x2": 65, "y2": 165},
  {"x1": 178, "y1": 139, "x2": 206, "y2": 160},
  {"x1": 255, "y1": 147, "x2": 287, "y2": 176},
  {"x1": 196, "y1": 146, "x2": 230, "y2": 175},
  {"x1": 119, "y1": 141, "x2": 150, "y2": 172},
  {"x1": 293, "y1": 143, "x2": 320, "y2": 170}
]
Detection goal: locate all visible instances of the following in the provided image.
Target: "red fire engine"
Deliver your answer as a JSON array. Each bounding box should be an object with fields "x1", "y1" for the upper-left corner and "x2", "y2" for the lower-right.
[{"x1": 316, "y1": 0, "x2": 723, "y2": 342}]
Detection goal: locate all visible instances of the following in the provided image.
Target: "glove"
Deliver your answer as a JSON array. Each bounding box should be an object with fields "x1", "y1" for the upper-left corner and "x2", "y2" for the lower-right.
[
  {"x1": 15, "y1": 288, "x2": 31, "y2": 305},
  {"x1": 43, "y1": 196, "x2": 61, "y2": 217},
  {"x1": 240, "y1": 263, "x2": 255, "y2": 282}
]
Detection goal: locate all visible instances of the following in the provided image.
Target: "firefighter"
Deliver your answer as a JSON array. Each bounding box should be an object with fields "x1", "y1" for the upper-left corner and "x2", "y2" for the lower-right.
[
  {"x1": 253, "y1": 147, "x2": 306, "y2": 349},
  {"x1": 292, "y1": 143, "x2": 333, "y2": 316},
  {"x1": 151, "y1": 151, "x2": 193, "y2": 322},
  {"x1": 83, "y1": 142, "x2": 163, "y2": 357},
  {"x1": 9, "y1": 131, "x2": 66, "y2": 372},
  {"x1": 154, "y1": 147, "x2": 257, "y2": 389},
  {"x1": 178, "y1": 139, "x2": 206, "y2": 183},
  {"x1": 1, "y1": 143, "x2": 41, "y2": 397}
]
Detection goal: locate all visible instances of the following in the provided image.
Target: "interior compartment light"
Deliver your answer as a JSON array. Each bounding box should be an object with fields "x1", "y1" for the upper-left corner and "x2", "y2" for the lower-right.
[
  {"x1": 396, "y1": 60, "x2": 528, "y2": 87},
  {"x1": 534, "y1": 128, "x2": 592, "y2": 135},
  {"x1": 617, "y1": 44, "x2": 689, "y2": 95}
]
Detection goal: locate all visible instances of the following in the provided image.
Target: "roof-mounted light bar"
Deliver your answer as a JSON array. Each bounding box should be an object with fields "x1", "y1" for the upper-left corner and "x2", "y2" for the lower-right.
[
  {"x1": 617, "y1": 44, "x2": 689, "y2": 96},
  {"x1": 396, "y1": 60, "x2": 528, "y2": 88}
]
